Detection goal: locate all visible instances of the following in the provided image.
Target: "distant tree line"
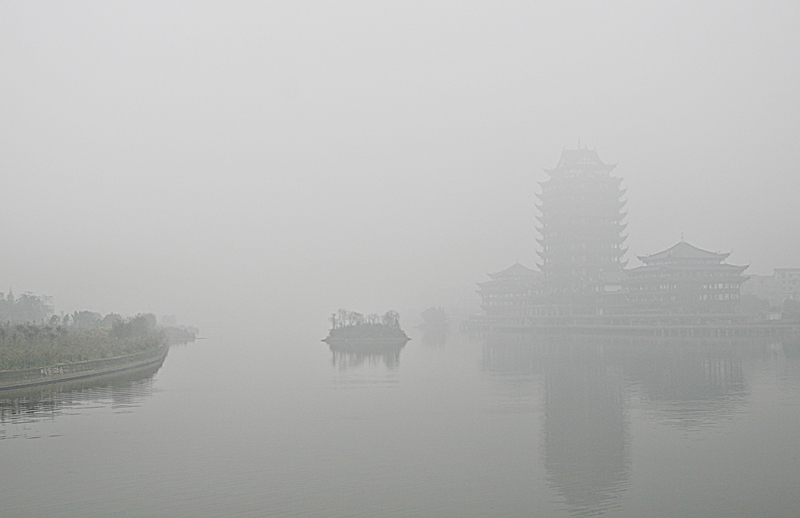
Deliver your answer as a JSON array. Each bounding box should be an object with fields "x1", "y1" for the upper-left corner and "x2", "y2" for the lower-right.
[
  {"x1": 784, "y1": 299, "x2": 800, "y2": 321},
  {"x1": 59, "y1": 310, "x2": 134, "y2": 329},
  {"x1": 0, "y1": 290, "x2": 167, "y2": 330},
  {"x1": 0, "y1": 291, "x2": 53, "y2": 324},
  {"x1": 739, "y1": 294, "x2": 800, "y2": 322}
]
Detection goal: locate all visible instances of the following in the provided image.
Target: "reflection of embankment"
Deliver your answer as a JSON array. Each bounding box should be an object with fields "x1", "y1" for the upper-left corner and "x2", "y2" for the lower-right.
[
  {"x1": 329, "y1": 342, "x2": 405, "y2": 370},
  {"x1": 0, "y1": 352, "x2": 167, "y2": 430}
]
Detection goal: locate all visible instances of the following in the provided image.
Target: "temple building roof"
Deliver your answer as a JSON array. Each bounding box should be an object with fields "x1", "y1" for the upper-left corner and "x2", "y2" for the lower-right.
[
  {"x1": 628, "y1": 262, "x2": 749, "y2": 274},
  {"x1": 487, "y1": 262, "x2": 540, "y2": 279},
  {"x1": 637, "y1": 240, "x2": 731, "y2": 264}
]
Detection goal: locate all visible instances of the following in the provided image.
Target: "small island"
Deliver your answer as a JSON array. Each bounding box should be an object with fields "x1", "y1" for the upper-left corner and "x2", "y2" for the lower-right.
[{"x1": 324, "y1": 309, "x2": 409, "y2": 345}]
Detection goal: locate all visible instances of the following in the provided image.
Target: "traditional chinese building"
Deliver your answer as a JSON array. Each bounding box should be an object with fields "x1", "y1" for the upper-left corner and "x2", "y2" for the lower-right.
[
  {"x1": 466, "y1": 147, "x2": 771, "y2": 333},
  {"x1": 536, "y1": 148, "x2": 628, "y2": 313},
  {"x1": 624, "y1": 240, "x2": 748, "y2": 319},
  {"x1": 468, "y1": 147, "x2": 629, "y2": 330},
  {"x1": 470, "y1": 263, "x2": 541, "y2": 329}
]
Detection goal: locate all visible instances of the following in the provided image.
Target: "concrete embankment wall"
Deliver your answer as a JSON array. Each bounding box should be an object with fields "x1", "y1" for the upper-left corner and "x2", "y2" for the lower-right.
[
  {"x1": 464, "y1": 322, "x2": 800, "y2": 339},
  {"x1": 0, "y1": 346, "x2": 169, "y2": 391}
]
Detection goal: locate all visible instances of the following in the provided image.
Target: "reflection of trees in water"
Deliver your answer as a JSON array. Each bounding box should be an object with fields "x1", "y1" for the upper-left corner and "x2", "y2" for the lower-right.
[
  {"x1": 420, "y1": 323, "x2": 449, "y2": 348},
  {"x1": 541, "y1": 338, "x2": 630, "y2": 518},
  {"x1": 329, "y1": 344, "x2": 404, "y2": 371},
  {"x1": 0, "y1": 359, "x2": 164, "y2": 432}
]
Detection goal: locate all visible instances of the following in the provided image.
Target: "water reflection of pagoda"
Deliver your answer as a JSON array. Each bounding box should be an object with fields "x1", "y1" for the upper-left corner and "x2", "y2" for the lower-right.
[
  {"x1": 479, "y1": 333, "x2": 630, "y2": 516},
  {"x1": 542, "y1": 341, "x2": 630, "y2": 517}
]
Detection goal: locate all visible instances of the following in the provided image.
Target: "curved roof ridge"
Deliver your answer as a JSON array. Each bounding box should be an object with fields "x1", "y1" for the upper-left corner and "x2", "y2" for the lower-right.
[
  {"x1": 488, "y1": 262, "x2": 539, "y2": 278},
  {"x1": 637, "y1": 240, "x2": 731, "y2": 262}
]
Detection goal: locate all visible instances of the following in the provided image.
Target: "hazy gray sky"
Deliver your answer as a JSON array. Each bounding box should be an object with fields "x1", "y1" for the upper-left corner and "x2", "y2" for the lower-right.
[{"x1": 2, "y1": 1, "x2": 798, "y2": 325}]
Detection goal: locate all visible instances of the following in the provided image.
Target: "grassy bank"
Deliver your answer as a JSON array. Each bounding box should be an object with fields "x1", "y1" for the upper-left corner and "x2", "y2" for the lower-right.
[{"x1": 0, "y1": 317, "x2": 166, "y2": 371}]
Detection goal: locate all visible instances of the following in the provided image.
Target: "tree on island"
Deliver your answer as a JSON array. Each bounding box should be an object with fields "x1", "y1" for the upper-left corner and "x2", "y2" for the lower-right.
[{"x1": 330, "y1": 309, "x2": 401, "y2": 329}]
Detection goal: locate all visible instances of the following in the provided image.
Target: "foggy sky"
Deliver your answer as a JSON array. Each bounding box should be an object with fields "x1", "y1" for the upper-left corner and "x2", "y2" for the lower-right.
[{"x1": 2, "y1": 1, "x2": 798, "y2": 326}]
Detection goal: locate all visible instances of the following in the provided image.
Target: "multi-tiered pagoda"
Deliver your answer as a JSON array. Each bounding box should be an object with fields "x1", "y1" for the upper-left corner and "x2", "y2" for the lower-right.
[
  {"x1": 536, "y1": 148, "x2": 628, "y2": 312},
  {"x1": 463, "y1": 146, "x2": 786, "y2": 333}
]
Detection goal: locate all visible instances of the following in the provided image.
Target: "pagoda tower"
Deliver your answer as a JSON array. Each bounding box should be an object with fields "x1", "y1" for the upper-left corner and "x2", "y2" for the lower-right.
[{"x1": 536, "y1": 148, "x2": 628, "y2": 299}]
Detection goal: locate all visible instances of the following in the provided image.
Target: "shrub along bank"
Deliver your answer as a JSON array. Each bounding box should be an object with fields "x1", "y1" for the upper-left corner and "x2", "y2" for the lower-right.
[{"x1": 0, "y1": 315, "x2": 165, "y2": 371}]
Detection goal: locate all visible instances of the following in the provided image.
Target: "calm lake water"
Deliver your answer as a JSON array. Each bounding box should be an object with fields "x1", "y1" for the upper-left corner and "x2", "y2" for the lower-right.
[{"x1": 2, "y1": 323, "x2": 799, "y2": 517}]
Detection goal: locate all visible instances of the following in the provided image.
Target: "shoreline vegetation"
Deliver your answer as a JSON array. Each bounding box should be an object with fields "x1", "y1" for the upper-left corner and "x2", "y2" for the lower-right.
[
  {"x1": 0, "y1": 315, "x2": 176, "y2": 371},
  {"x1": 0, "y1": 291, "x2": 197, "y2": 372},
  {"x1": 325, "y1": 309, "x2": 409, "y2": 342}
]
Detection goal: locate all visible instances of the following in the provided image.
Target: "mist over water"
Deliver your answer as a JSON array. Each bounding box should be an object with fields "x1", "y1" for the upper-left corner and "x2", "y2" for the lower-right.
[
  {"x1": 2, "y1": 2, "x2": 800, "y2": 517},
  {"x1": 3, "y1": 326, "x2": 800, "y2": 517}
]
